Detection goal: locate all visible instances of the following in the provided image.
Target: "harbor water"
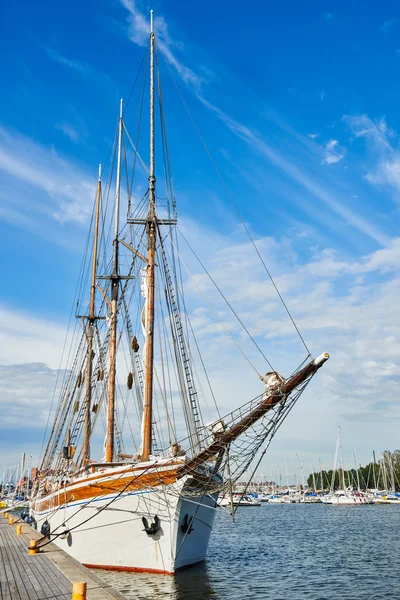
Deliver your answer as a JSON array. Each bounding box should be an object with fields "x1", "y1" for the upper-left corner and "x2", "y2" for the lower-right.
[{"x1": 95, "y1": 503, "x2": 400, "y2": 599}]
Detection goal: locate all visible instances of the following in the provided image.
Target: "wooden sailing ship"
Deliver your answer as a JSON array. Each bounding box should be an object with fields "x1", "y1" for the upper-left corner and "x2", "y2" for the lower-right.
[{"x1": 30, "y1": 12, "x2": 329, "y2": 574}]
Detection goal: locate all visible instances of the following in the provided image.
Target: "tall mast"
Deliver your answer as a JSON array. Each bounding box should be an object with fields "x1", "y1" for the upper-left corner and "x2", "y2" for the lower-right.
[
  {"x1": 105, "y1": 100, "x2": 123, "y2": 463},
  {"x1": 82, "y1": 164, "x2": 102, "y2": 466},
  {"x1": 142, "y1": 9, "x2": 156, "y2": 461},
  {"x1": 19, "y1": 453, "x2": 25, "y2": 496},
  {"x1": 373, "y1": 450, "x2": 377, "y2": 489}
]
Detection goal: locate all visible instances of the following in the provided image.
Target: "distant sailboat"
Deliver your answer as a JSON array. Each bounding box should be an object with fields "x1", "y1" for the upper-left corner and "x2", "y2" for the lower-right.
[
  {"x1": 29, "y1": 11, "x2": 329, "y2": 574},
  {"x1": 327, "y1": 428, "x2": 372, "y2": 505}
]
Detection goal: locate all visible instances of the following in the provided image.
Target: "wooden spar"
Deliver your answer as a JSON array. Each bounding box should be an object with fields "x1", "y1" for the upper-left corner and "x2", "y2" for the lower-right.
[
  {"x1": 178, "y1": 352, "x2": 329, "y2": 477},
  {"x1": 82, "y1": 165, "x2": 102, "y2": 466},
  {"x1": 142, "y1": 11, "x2": 156, "y2": 461},
  {"x1": 105, "y1": 100, "x2": 123, "y2": 463},
  {"x1": 119, "y1": 239, "x2": 148, "y2": 264}
]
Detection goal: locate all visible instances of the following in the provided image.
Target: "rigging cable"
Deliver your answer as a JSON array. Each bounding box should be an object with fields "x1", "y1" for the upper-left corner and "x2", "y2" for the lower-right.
[
  {"x1": 165, "y1": 232, "x2": 263, "y2": 377},
  {"x1": 177, "y1": 226, "x2": 276, "y2": 373}
]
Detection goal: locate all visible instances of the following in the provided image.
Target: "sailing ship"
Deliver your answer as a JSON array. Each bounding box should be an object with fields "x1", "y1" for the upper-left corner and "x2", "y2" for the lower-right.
[{"x1": 29, "y1": 12, "x2": 329, "y2": 574}]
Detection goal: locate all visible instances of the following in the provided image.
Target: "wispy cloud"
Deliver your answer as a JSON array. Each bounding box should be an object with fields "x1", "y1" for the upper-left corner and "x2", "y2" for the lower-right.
[
  {"x1": 55, "y1": 122, "x2": 81, "y2": 143},
  {"x1": 380, "y1": 19, "x2": 397, "y2": 34},
  {"x1": 120, "y1": 0, "x2": 206, "y2": 91},
  {"x1": 40, "y1": 44, "x2": 114, "y2": 89},
  {"x1": 119, "y1": 2, "x2": 389, "y2": 247},
  {"x1": 55, "y1": 116, "x2": 88, "y2": 144},
  {"x1": 199, "y1": 101, "x2": 388, "y2": 245},
  {"x1": 0, "y1": 125, "x2": 95, "y2": 227},
  {"x1": 322, "y1": 139, "x2": 345, "y2": 165},
  {"x1": 344, "y1": 114, "x2": 393, "y2": 151},
  {"x1": 345, "y1": 114, "x2": 400, "y2": 198}
]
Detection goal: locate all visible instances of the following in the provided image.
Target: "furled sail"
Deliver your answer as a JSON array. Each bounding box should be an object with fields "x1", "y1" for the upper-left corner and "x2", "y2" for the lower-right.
[{"x1": 137, "y1": 267, "x2": 148, "y2": 457}]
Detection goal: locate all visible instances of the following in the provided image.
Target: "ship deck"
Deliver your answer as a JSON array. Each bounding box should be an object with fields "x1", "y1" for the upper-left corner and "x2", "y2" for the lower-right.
[{"x1": 0, "y1": 513, "x2": 125, "y2": 600}]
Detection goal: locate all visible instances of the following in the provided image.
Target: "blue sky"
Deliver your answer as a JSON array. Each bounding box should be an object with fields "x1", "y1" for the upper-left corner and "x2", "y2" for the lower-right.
[{"x1": 1, "y1": 0, "x2": 400, "y2": 480}]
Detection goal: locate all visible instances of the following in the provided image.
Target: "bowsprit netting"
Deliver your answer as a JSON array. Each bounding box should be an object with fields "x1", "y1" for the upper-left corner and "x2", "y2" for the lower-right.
[{"x1": 166, "y1": 374, "x2": 314, "y2": 498}]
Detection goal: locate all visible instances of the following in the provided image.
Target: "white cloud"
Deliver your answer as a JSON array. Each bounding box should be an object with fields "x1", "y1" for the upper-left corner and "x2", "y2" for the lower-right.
[
  {"x1": 322, "y1": 139, "x2": 344, "y2": 165},
  {"x1": 55, "y1": 122, "x2": 81, "y2": 143},
  {"x1": 196, "y1": 99, "x2": 387, "y2": 245},
  {"x1": 0, "y1": 363, "x2": 61, "y2": 429},
  {"x1": 163, "y1": 223, "x2": 400, "y2": 470},
  {"x1": 1, "y1": 225, "x2": 400, "y2": 468},
  {"x1": 0, "y1": 125, "x2": 95, "y2": 226},
  {"x1": 0, "y1": 305, "x2": 66, "y2": 367},
  {"x1": 366, "y1": 157, "x2": 400, "y2": 191},
  {"x1": 345, "y1": 114, "x2": 400, "y2": 197}
]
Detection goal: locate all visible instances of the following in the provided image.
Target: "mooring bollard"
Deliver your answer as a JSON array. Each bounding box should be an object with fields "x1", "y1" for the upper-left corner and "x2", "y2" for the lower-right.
[
  {"x1": 72, "y1": 581, "x2": 87, "y2": 600},
  {"x1": 5, "y1": 512, "x2": 8, "y2": 519},
  {"x1": 16, "y1": 524, "x2": 22, "y2": 535},
  {"x1": 28, "y1": 539, "x2": 38, "y2": 555},
  {"x1": 9, "y1": 516, "x2": 14, "y2": 525}
]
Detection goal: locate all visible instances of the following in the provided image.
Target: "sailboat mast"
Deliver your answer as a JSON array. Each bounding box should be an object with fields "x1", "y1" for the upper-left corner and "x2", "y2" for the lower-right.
[
  {"x1": 142, "y1": 10, "x2": 157, "y2": 461},
  {"x1": 19, "y1": 452, "x2": 25, "y2": 496},
  {"x1": 105, "y1": 100, "x2": 123, "y2": 463},
  {"x1": 82, "y1": 165, "x2": 102, "y2": 466},
  {"x1": 338, "y1": 427, "x2": 345, "y2": 489}
]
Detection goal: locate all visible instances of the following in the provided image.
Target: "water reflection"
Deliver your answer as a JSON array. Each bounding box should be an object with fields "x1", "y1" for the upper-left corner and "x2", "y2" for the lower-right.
[
  {"x1": 94, "y1": 562, "x2": 216, "y2": 600},
  {"x1": 175, "y1": 563, "x2": 216, "y2": 599},
  {"x1": 94, "y1": 505, "x2": 400, "y2": 599}
]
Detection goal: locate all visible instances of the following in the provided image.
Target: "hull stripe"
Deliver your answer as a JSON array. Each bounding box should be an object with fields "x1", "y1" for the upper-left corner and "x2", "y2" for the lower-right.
[
  {"x1": 34, "y1": 469, "x2": 178, "y2": 512},
  {"x1": 84, "y1": 563, "x2": 175, "y2": 575},
  {"x1": 83, "y1": 558, "x2": 205, "y2": 575},
  {"x1": 32, "y1": 489, "x2": 155, "y2": 517}
]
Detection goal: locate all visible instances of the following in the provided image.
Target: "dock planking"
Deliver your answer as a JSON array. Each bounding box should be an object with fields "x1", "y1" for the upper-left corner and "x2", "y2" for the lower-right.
[{"x1": 0, "y1": 516, "x2": 125, "y2": 600}]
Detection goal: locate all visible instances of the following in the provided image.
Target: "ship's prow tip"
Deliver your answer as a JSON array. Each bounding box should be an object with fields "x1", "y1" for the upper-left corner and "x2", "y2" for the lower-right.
[{"x1": 313, "y1": 352, "x2": 330, "y2": 366}]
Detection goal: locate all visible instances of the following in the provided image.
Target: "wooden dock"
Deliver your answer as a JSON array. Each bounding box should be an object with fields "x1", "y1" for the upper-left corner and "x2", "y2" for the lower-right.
[{"x1": 0, "y1": 515, "x2": 125, "y2": 600}]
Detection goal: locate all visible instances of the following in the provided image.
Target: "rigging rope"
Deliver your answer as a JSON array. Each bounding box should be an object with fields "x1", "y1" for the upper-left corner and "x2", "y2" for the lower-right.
[
  {"x1": 177, "y1": 226, "x2": 276, "y2": 373},
  {"x1": 165, "y1": 231, "x2": 263, "y2": 377}
]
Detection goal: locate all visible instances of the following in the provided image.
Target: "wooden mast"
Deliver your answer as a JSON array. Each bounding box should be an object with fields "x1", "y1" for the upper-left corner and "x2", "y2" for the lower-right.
[
  {"x1": 105, "y1": 100, "x2": 123, "y2": 463},
  {"x1": 142, "y1": 10, "x2": 156, "y2": 461},
  {"x1": 82, "y1": 165, "x2": 102, "y2": 466}
]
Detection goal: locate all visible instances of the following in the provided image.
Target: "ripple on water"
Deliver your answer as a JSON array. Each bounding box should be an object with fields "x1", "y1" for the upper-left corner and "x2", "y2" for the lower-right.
[{"x1": 94, "y1": 504, "x2": 400, "y2": 599}]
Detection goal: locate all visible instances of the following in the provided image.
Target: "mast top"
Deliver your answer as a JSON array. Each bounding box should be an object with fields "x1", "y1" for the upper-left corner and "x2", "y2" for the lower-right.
[
  {"x1": 98, "y1": 163, "x2": 102, "y2": 181},
  {"x1": 119, "y1": 98, "x2": 123, "y2": 119},
  {"x1": 150, "y1": 9, "x2": 154, "y2": 34}
]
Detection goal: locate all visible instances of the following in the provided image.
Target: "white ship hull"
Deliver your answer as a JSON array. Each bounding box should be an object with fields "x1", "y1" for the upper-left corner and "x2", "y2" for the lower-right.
[
  {"x1": 31, "y1": 461, "x2": 218, "y2": 574},
  {"x1": 330, "y1": 493, "x2": 371, "y2": 505},
  {"x1": 217, "y1": 495, "x2": 260, "y2": 507}
]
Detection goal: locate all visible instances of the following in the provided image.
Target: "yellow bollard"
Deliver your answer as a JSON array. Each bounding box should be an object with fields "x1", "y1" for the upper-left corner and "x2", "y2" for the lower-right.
[
  {"x1": 9, "y1": 516, "x2": 14, "y2": 525},
  {"x1": 16, "y1": 524, "x2": 22, "y2": 535},
  {"x1": 5, "y1": 512, "x2": 8, "y2": 519},
  {"x1": 72, "y1": 581, "x2": 87, "y2": 600},
  {"x1": 28, "y1": 539, "x2": 38, "y2": 555}
]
